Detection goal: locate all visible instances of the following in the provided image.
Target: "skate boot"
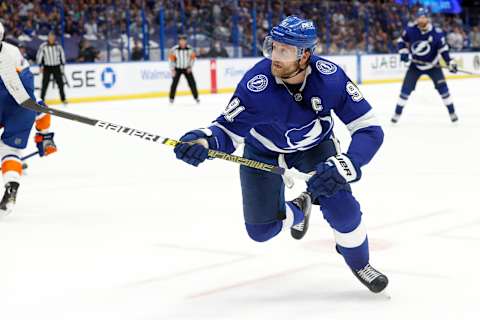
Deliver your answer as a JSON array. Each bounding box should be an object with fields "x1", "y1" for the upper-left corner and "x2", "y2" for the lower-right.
[
  {"x1": 449, "y1": 112, "x2": 459, "y2": 123},
  {"x1": 290, "y1": 192, "x2": 312, "y2": 240},
  {"x1": 351, "y1": 263, "x2": 389, "y2": 293},
  {"x1": 391, "y1": 113, "x2": 401, "y2": 123},
  {"x1": 0, "y1": 182, "x2": 19, "y2": 216}
]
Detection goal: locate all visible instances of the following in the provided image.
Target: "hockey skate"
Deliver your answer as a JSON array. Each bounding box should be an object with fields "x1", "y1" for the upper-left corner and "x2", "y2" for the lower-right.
[
  {"x1": 390, "y1": 113, "x2": 401, "y2": 123},
  {"x1": 0, "y1": 182, "x2": 19, "y2": 216},
  {"x1": 449, "y1": 112, "x2": 459, "y2": 123},
  {"x1": 290, "y1": 192, "x2": 312, "y2": 240},
  {"x1": 351, "y1": 263, "x2": 389, "y2": 293}
]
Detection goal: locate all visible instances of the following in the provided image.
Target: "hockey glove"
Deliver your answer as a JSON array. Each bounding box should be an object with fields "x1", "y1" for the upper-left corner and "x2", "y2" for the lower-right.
[
  {"x1": 35, "y1": 132, "x2": 57, "y2": 157},
  {"x1": 400, "y1": 53, "x2": 409, "y2": 63},
  {"x1": 306, "y1": 154, "x2": 361, "y2": 199},
  {"x1": 174, "y1": 130, "x2": 216, "y2": 167},
  {"x1": 448, "y1": 60, "x2": 458, "y2": 73}
]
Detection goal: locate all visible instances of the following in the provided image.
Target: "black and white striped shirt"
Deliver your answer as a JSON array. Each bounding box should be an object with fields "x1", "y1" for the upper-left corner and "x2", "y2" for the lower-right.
[
  {"x1": 169, "y1": 45, "x2": 196, "y2": 69},
  {"x1": 36, "y1": 42, "x2": 65, "y2": 67}
]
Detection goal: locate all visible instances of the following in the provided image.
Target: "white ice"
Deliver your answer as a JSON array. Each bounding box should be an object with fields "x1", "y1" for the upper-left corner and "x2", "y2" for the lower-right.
[{"x1": 1, "y1": 78, "x2": 479, "y2": 320}]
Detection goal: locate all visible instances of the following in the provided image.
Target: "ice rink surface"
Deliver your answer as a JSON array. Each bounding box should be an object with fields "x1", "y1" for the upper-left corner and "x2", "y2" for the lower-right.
[{"x1": 1, "y1": 78, "x2": 479, "y2": 320}]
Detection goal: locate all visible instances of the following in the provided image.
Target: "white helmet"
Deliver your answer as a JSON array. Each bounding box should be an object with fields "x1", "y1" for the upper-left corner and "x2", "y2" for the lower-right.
[{"x1": 0, "y1": 22, "x2": 4, "y2": 41}]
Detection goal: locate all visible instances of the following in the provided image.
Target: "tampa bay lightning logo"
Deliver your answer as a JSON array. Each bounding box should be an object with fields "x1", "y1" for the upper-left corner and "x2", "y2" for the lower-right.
[
  {"x1": 316, "y1": 60, "x2": 337, "y2": 75},
  {"x1": 411, "y1": 40, "x2": 432, "y2": 57},
  {"x1": 285, "y1": 116, "x2": 333, "y2": 150},
  {"x1": 247, "y1": 74, "x2": 268, "y2": 92}
]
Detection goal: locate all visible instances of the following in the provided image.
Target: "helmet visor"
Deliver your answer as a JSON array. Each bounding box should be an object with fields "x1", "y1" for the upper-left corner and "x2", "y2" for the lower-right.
[{"x1": 263, "y1": 36, "x2": 302, "y2": 62}]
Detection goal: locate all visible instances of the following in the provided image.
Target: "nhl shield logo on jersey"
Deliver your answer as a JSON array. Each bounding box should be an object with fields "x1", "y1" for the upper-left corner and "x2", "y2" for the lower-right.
[
  {"x1": 247, "y1": 74, "x2": 268, "y2": 92},
  {"x1": 316, "y1": 60, "x2": 337, "y2": 75}
]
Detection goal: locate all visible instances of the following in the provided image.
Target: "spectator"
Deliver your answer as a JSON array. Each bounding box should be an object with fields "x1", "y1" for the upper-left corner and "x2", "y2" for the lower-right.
[
  {"x1": 206, "y1": 40, "x2": 229, "y2": 58},
  {"x1": 77, "y1": 39, "x2": 99, "y2": 62},
  {"x1": 22, "y1": 19, "x2": 36, "y2": 38},
  {"x1": 447, "y1": 26, "x2": 465, "y2": 51},
  {"x1": 131, "y1": 41, "x2": 143, "y2": 61},
  {"x1": 84, "y1": 13, "x2": 98, "y2": 40},
  {"x1": 1, "y1": 0, "x2": 480, "y2": 60},
  {"x1": 18, "y1": 0, "x2": 33, "y2": 17},
  {"x1": 64, "y1": 16, "x2": 79, "y2": 37},
  {"x1": 470, "y1": 26, "x2": 480, "y2": 51}
]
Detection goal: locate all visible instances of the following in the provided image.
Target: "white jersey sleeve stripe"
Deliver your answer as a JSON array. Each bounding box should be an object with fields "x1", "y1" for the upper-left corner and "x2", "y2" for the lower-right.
[
  {"x1": 211, "y1": 122, "x2": 245, "y2": 148},
  {"x1": 346, "y1": 109, "x2": 380, "y2": 135},
  {"x1": 249, "y1": 128, "x2": 289, "y2": 153}
]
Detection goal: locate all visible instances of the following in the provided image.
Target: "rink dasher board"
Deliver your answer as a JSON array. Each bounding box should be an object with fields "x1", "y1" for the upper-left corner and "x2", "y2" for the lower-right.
[{"x1": 29, "y1": 52, "x2": 480, "y2": 105}]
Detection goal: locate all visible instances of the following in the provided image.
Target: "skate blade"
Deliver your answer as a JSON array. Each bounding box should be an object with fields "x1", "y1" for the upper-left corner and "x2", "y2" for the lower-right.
[
  {"x1": 0, "y1": 203, "x2": 14, "y2": 218},
  {"x1": 379, "y1": 289, "x2": 391, "y2": 299},
  {"x1": 0, "y1": 209, "x2": 12, "y2": 218}
]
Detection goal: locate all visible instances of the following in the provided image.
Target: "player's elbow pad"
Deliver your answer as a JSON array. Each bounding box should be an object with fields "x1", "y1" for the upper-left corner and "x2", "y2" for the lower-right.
[
  {"x1": 368, "y1": 125, "x2": 384, "y2": 147},
  {"x1": 364, "y1": 126, "x2": 385, "y2": 153},
  {"x1": 348, "y1": 126, "x2": 384, "y2": 168}
]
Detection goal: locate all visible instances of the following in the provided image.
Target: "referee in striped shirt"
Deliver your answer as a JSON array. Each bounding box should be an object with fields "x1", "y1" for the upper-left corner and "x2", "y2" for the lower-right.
[
  {"x1": 37, "y1": 32, "x2": 67, "y2": 105},
  {"x1": 169, "y1": 35, "x2": 199, "y2": 104}
]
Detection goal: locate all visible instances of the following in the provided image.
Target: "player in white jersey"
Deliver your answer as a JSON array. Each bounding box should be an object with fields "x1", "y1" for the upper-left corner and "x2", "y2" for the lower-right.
[{"x1": 0, "y1": 22, "x2": 57, "y2": 216}]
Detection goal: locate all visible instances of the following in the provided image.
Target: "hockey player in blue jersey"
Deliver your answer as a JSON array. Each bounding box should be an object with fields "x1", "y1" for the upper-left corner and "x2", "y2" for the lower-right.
[
  {"x1": 0, "y1": 22, "x2": 57, "y2": 216},
  {"x1": 174, "y1": 16, "x2": 388, "y2": 293},
  {"x1": 392, "y1": 7, "x2": 458, "y2": 123}
]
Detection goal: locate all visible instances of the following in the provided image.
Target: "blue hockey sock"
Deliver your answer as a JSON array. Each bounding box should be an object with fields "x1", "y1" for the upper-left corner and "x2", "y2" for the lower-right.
[
  {"x1": 336, "y1": 237, "x2": 370, "y2": 270},
  {"x1": 395, "y1": 105, "x2": 404, "y2": 115},
  {"x1": 446, "y1": 104, "x2": 455, "y2": 114},
  {"x1": 285, "y1": 201, "x2": 305, "y2": 227}
]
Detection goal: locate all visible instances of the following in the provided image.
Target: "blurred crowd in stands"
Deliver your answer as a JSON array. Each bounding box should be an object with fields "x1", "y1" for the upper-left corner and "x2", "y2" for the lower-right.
[{"x1": 0, "y1": 0, "x2": 479, "y2": 64}]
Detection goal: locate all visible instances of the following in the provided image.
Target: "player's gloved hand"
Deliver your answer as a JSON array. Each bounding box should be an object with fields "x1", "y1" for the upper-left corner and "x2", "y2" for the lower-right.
[
  {"x1": 35, "y1": 132, "x2": 57, "y2": 157},
  {"x1": 174, "y1": 130, "x2": 215, "y2": 167},
  {"x1": 448, "y1": 60, "x2": 458, "y2": 73},
  {"x1": 306, "y1": 154, "x2": 361, "y2": 199},
  {"x1": 400, "y1": 53, "x2": 410, "y2": 63}
]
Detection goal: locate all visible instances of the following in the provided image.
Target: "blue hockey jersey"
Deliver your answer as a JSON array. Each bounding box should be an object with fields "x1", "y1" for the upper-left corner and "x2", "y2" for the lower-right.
[
  {"x1": 206, "y1": 56, "x2": 384, "y2": 169},
  {"x1": 398, "y1": 23, "x2": 452, "y2": 70}
]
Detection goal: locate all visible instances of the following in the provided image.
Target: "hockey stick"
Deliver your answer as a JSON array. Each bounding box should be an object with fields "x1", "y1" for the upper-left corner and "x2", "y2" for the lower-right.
[
  {"x1": 0, "y1": 55, "x2": 310, "y2": 182},
  {"x1": 21, "y1": 151, "x2": 39, "y2": 161},
  {"x1": 18, "y1": 99, "x2": 312, "y2": 182},
  {"x1": 20, "y1": 151, "x2": 39, "y2": 170},
  {"x1": 411, "y1": 59, "x2": 480, "y2": 76}
]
